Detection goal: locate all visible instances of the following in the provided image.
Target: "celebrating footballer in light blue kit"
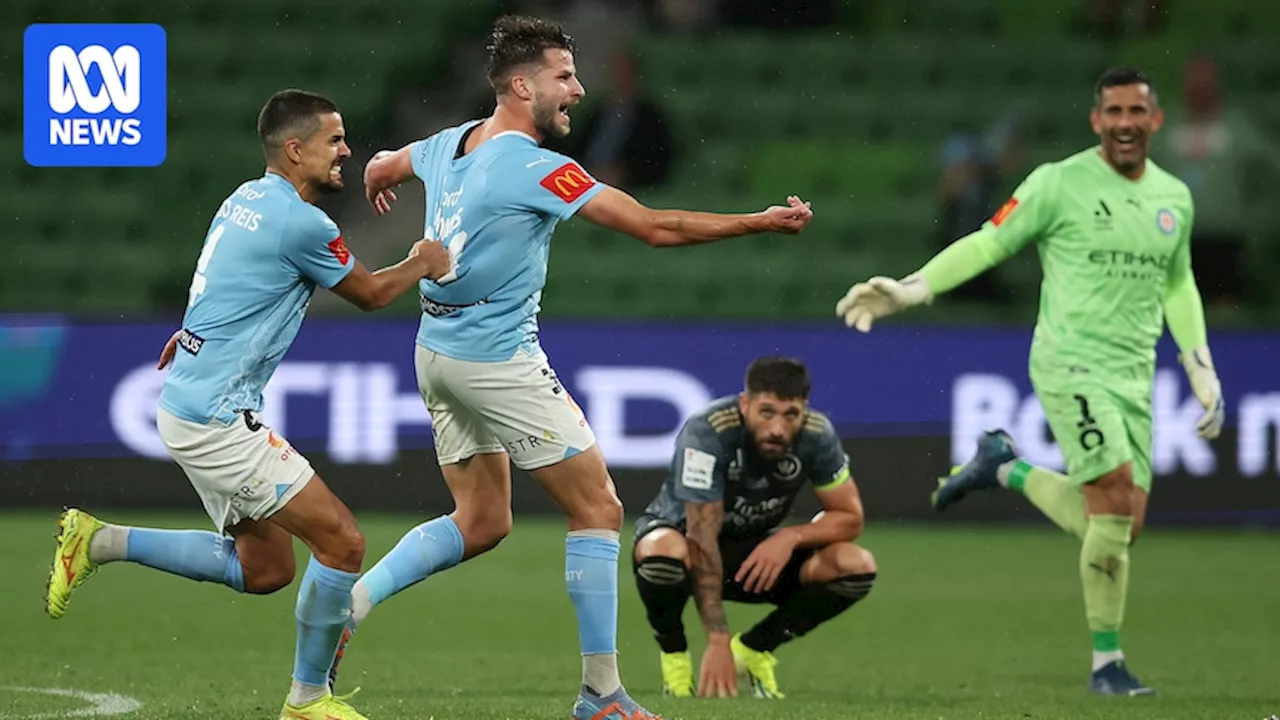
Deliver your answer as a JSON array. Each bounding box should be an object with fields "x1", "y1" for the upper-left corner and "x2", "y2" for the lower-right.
[
  {"x1": 157, "y1": 173, "x2": 353, "y2": 429},
  {"x1": 45, "y1": 89, "x2": 451, "y2": 720},
  {"x1": 409, "y1": 120, "x2": 603, "y2": 363},
  {"x1": 328, "y1": 15, "x2": 814, "y2": 720}
]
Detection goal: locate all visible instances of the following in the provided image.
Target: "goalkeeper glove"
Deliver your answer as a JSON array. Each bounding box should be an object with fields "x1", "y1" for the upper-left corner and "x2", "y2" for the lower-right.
[
  {"x1": 836, "y1": 274, "x2": 933, "y2": 332},
  {"x1": 1178, "y1": 345, "x2": 1225, "y2": 439}
]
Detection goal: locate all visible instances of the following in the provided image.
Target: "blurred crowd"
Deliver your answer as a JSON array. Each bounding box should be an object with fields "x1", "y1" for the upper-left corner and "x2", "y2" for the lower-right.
[{"x1": 335, "y1": 0, "x2": 1279, "y2": 315}]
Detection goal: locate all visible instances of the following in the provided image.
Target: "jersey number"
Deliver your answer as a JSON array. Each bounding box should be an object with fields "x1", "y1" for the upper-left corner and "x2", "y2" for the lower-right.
[{"x1": 187, "y1": 224, "x2": 225, "y2": 307}]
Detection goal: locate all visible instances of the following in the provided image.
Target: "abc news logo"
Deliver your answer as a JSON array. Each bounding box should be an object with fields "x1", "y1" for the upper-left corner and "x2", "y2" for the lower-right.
[
  {"x1": 48, "y1": 44, "x2": 142, "y2": 146},
  {"x1": 24, "y1": 24, "x2": 167, "y2": 167}
]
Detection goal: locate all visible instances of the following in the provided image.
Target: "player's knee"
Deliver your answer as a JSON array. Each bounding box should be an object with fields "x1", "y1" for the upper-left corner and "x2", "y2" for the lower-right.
[
  {"x1": 833, "y1": 543, "x2": 876, "y2": 576},
  {"x1": 634, "y1": 528, "x2": 689, "y2": 566},
  {"x1": 1088, "y1": 465, "x2": 1135, "y2": 516},
  {"x1": 570, "y1": 489, "x2": 623, "y2": 532},
  {"x1": 315, "y1": 521, "x2": 365, "y2": 573},
  {"x1": 455, "y1": 508, "x2": 512, "y2": 556},
  {"x1": 243, "y1": 562, "x2": 296, "y2": 595}
]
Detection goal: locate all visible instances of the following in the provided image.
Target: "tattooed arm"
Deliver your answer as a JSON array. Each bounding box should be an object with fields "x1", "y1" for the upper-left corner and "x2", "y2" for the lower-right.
[{"x1": 685, "y1": 500, "x2": 728, "y2": 638}]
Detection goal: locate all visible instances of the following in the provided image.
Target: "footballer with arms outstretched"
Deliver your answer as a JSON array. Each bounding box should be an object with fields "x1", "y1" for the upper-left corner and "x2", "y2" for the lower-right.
[
  {"x1": 324, "y1": 14, "x2": 814, "y2": 720},
  {"x1": 835, "y1": 68, "x2": 1224, "y2": 697},
  {"x1": 632, "y1": 357, "x2": 877, "y2": 700}
]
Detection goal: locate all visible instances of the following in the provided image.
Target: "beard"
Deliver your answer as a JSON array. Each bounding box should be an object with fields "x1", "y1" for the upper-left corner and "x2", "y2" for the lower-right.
[
  {"x1": 749, "y1": 430, "x2": 791, "y2": 460},
  {"x1": 532, "y1": 98, "x2": 569, "y2": 139}
]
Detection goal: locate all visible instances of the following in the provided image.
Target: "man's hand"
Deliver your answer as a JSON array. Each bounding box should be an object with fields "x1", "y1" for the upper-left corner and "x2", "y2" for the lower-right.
[
  {"x1": 1179, "y1": 345, "x2": 1225, "y2": 439},
  {"x1": 408, "y1": 239, "x2": 452, "y2": 282},
  {"x1": 365, "y1": 150, "x2": 400, "y2": 216},
  {"x1": 157, "y1": 330, "x2": 181, "y2": 370},
  {"x1": 836, "y1": 273, "x2": 933, "y2": 332},
  {"x1": 735, "y1": 528, "x2": 799, "y2": 594},
  {"x1": 758, "y1": 196, "x2": 813, "y2": 235},
  {"x1": 697, "y1": 635, "x2": 739, "y2": 698}
]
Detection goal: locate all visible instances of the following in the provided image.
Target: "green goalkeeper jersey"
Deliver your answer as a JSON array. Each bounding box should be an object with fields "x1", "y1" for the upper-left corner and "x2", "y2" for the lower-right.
[{"x1": 983, "y1": 147, "x2": 1195, "y2": 379}]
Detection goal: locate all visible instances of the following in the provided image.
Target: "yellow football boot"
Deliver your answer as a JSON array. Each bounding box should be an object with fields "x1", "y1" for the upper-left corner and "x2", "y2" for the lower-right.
[
  {"x1": 279, "y1": 688, "x2": 368, "y2": 720},
  {"x1": 731, "y1": 633, "x2": 785, "y2": 699},
  {"x1": 659, "y1": 650, "x2": 694, "y2": 697},
  {"x1": 46, "y1": 508, "x2": 104, "y2": 619}
]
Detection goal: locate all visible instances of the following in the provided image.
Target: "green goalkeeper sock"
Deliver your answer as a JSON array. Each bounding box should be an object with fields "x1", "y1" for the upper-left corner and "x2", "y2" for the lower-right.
[
  {"x1": 1081, "y1": 514, "x2": 1133, "y2": 670},
  {"x1": 1004, "y1": 460, "x2": 1088, "y2": 539}
]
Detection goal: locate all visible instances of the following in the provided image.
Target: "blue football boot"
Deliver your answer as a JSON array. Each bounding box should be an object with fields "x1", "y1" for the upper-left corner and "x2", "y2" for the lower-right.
[
  {"x1": 571, "y1": 684, "x2": 661, "y2": 720},
  {"x1": 931, "y1": 429, "x2": 1018, "y2": 512},
  {"x1": 1089, "y1": 660, "x2": 1155, "y2": 696}
]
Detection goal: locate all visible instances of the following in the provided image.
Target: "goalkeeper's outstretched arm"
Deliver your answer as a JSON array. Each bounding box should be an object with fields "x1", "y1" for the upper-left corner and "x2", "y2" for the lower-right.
[
  {"x1": 837, "y1": 164, "x2": 1057, "y2": 331},
  {"x1": 836, "y1": 224, "x2": 1021, "y2": 331}
]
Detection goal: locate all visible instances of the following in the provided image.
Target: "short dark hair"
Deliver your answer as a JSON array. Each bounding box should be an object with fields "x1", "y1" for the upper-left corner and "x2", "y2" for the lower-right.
[
  {"x1": 1094, "y1": 67, "x2": 1158, "y2": 107},
  {"x1": 257, "y1": 89, "x2": 340, "y2": 155},
  {"x1": 485, "y1": 14, "x2": 576, "y2": 95},
  {"x1": 744, "y1": 357, "x2": 810, "y2": 401}
]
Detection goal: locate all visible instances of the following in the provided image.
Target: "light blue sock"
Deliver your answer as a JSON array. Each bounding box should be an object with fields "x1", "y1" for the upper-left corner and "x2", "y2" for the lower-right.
[
  {"x1": 124, "y1": 528, "x2": 245, "y2": 592},
  {"x1": 565, "y1": 531, "x2": 620, "y2": 655},
  {"x1": 293, "y1": 556, "x2": 358, "y2": 687},
  {"x1": 355, "y1": 515, "x2": 464, "y2": 619}
]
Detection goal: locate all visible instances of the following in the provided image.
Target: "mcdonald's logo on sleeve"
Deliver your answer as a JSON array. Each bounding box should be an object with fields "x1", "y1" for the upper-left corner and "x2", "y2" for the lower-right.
[{"x1": 539, "y1": 162, "x2": 596, "y2": 203}]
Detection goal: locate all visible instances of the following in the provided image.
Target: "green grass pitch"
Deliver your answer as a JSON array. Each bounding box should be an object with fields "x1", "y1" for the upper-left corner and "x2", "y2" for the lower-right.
[{"x1": 4, "y1": 511, "x2": 1278, "y2": 719}]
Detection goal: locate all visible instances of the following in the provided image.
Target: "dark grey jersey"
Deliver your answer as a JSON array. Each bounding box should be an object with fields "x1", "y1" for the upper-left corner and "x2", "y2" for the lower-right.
[{"x1": 640, "y1": 395, "x2": 851, "y2": 539}]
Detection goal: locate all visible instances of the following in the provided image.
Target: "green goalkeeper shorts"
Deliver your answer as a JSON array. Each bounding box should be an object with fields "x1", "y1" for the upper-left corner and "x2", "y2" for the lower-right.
[{"x1": 1033, "y1": 373, "x2": 1153, "y2": 493}]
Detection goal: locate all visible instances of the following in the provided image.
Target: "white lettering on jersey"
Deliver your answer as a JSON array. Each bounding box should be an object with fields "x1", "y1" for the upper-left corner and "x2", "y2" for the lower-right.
[
  {"x1": 215, "y1": 199, "x2": 261, "y2": 232},
  {"x1": 427, "y1": 186, "x2": 467, "y2": 285},
  {"x1": 681, "y1": 448, "x2": 716, "y2": 490}
]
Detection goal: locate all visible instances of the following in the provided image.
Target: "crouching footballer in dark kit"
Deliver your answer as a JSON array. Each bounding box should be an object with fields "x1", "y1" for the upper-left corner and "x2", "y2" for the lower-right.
[{"x1": 630, "y1": 356, "x2": 877, "y2": 699}]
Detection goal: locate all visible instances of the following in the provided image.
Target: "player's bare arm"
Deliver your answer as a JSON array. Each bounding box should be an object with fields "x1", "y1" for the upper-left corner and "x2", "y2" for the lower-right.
[
  {"x1": 795, "y1": 479, "x2": 866, "y2": 546},
  {"x1": 363, "y1": 146, "x2": 415, "y2": 216},
  {"x1": 685, "y1": 500, "x2": 728, "y2": 636},
  {"x1": 330, "y1": 239, "x2": 451, "y2": 311},
  {"x1": 685, "y1": 499, "x2": 738, "y2": 698},
  {"x1": 577, "y1": 186, "x2": 813, "y2": 248},
  {"x1": 736, "y1": 480, "x2": 863, "y2": 594}
]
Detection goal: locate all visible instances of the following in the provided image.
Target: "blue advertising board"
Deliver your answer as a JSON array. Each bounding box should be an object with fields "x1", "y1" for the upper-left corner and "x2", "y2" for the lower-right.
[{"x1": 2, "y1": 315, "x2": 1277, "y2": 483}]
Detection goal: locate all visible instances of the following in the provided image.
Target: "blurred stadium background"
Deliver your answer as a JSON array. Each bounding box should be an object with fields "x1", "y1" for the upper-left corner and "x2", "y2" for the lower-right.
[
  {"x1": 4, "y1": 0, "x2": 1277, "y2": 520},
  {"x1": 3, "y1": 2, "x2": 1279, "y2": 718}
]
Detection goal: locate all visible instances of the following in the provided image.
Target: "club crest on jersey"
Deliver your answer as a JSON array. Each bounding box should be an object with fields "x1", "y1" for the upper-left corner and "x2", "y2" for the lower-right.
[
  {"x1": 773, "y1": 454, "x2": 803, "y2": 482},
  {"x1": 1155, "y1": 208, "x2": 1176, "y2": 236}
]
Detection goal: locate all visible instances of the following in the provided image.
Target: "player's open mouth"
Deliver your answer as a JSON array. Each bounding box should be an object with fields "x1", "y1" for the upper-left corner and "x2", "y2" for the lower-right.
[
  {"x1": 1113, "y1": 133, "x2": 1139, "y2": 148},
  {"x1": 559, "y1": 104, "x2": 571, "y2": 122}
]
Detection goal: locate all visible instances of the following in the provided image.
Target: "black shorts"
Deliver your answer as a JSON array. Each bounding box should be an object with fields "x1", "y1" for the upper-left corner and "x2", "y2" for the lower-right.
[{"x1": 632, "y1": 514, "x2": 815, "y2": 605}]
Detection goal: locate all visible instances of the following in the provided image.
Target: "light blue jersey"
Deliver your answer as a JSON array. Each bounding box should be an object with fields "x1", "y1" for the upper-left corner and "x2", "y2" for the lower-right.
[
  {"x1": 158, "y1": 172, "x2": 356, "y2": 425},
  {"x1": 410, "y1": 121, "x2": 605, "y2": 362}
]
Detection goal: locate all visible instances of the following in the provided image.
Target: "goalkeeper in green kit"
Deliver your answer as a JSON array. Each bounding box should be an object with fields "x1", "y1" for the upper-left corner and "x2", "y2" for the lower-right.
[{"x1": 835, "y1": 68, "x2": 1225, "y2": 697}]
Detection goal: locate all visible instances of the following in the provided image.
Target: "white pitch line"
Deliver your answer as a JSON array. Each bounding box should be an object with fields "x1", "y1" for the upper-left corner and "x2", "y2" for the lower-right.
[{"x1": 0, "y1": 686, "x2": 142, "y2": 719}]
